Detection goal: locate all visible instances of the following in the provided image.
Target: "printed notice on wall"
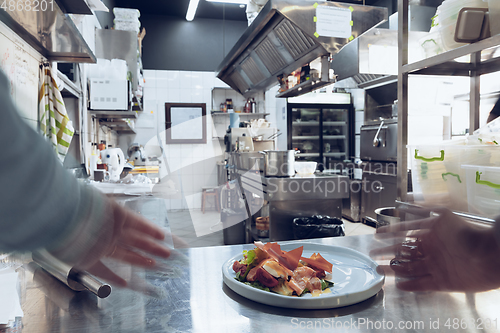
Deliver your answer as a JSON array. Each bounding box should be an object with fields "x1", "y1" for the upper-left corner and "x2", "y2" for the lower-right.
[{"x1": 316, "y1": 6, "x2": 352, "y2": 38}]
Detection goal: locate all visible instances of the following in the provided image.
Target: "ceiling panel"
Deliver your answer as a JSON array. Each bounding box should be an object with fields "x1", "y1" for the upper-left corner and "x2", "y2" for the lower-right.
[{"x1": 113, "y1": 0, "x2": 248, "y2": 21}]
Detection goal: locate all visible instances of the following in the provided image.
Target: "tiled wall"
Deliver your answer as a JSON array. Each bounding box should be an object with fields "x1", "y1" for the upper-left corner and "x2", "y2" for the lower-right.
[{"x1": 141, "y1": 69, "x2": 277, "y2": 211}]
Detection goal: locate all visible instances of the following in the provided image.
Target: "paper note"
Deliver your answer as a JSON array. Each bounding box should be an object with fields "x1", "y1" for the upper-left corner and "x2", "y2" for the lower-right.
[
  {"x1": 316, "y1": 6, "x2": 352, "y2": 38},
  {"x1": 0, "y1": 268, "x2": 24, "y2": 325}
]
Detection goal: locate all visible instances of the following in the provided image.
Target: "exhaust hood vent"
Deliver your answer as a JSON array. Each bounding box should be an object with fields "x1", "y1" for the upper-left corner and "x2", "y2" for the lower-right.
[
  {"x1": 240, "y1": 56, "x2": 267, "y2": 85},
  {"x1": 273, "y1": 20, "x2": 316, "y2": 60},
  {"x1": 254, "y1": 37, "x2": 288, "y2": 74},
  {"x1": 217, "y1": 0, "x2": 387, "y2": 98}
]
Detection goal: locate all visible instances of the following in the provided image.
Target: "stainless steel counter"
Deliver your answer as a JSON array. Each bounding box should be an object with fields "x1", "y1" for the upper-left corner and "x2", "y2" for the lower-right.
[
  {"x1": 3, "y1": 196, "x2": 500, "y2": 333},
  {"x1": 5, "y1": 233, "x2": 500, "y2": 333}
]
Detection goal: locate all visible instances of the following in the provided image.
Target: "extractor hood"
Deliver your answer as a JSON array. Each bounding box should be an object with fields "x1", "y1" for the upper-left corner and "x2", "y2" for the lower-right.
[
  {"x1": 216, "y1": 0, "x2": 387, "y2": 98},
  {"x1": 0, "y1": 0, "x2": 96, "y2": 63}
]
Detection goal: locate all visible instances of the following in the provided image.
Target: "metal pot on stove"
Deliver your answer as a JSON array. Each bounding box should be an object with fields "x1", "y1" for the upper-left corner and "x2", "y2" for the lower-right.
[{"x1": 259, "y1": 150, "x2": 296, "y2": 177}]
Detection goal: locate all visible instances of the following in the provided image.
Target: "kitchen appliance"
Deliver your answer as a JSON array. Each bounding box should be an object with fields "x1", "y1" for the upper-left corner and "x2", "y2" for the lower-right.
[
  {"x1": 287, "y1": 97, "x2": 354, "y2": 171},
  {"x1": 127, "y1": 143, "x2": 147, "y2": 166},
  {"x1": 216, "y1": 0, "x2": 387, "y2": 98},
  {"x1": 89, "y1": 79, "x2": 129, "y2": 110},
  {"x1": 360, "y1": 118, "x2": 398, "y2": 226},
  {"x1": 100, "y1": 148, "x2": 125, "y2": 182},
  {"x1": 237, "y1": 135, "x2": 254, "y2": 151},
  {"x1": 260, "y1": 150, "x2": 295, "y2": 177}
]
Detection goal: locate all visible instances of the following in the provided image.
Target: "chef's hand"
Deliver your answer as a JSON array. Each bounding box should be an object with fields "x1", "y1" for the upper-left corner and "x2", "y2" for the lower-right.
[
  {"x1": 370, "y1": 207, "x2": 500, "y2": 292},
  {"x1": 85, "y1": 199, "x2": 184, "y2": 287}
]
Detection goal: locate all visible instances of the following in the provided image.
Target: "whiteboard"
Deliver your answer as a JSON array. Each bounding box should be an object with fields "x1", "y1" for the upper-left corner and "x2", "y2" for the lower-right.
[{"x1": 0, "y1": 20, "x2": 42, "y2": 124}]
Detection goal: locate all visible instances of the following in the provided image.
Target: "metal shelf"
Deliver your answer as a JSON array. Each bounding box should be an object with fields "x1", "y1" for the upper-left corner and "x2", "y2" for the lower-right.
[
  {"x1": 323, "y1": 121, "x2": 347, "y2": 126},
  {"x1": 292, "y1": 121, "x2": 319, "y2": 126},
  {"x1": 402, "y1": 34, "x2": 500, "y2": 76},
  {"x1": 296, "y1": 153, "x2": 320, "y2": 157},
  {"x1": 323, "y1": 135, "x2": 346, "y2": 140},
  {"x1": 276, "y1": 79, "x2": 335, "y2": 98},
  {"x1": 89, "y1": 110, "x2": 138, "y2": 119},
  {"x1": 324, "y1": 152, "x2": 346, "y2": 157},
  {"x1": 100, "y1": 120, "x2": 136, "y2": 134},
  {"x1": 292, "y1": 136, "x2": 319, "y2": 140}
]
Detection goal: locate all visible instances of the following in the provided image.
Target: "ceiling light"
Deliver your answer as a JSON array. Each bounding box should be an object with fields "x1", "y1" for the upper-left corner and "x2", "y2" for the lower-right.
[
  {"x1": 206, "y1": 0, "x2": 247, "y2": 4},
  {"x1": 186, "y1": 0, "x2": 200, "y2": 21}
]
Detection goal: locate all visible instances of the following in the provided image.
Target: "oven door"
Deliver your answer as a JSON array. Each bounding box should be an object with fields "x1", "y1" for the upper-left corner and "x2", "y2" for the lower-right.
[{"x1": 361, "y1": 172, "x2": 397, "y2": 220}]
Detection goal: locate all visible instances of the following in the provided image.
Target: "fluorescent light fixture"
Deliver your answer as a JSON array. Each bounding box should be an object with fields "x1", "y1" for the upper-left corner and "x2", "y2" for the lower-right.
[
  {"x1": 186, "y1": 0, "x2": 200, "y2": 21},
  {"x1": 206, "y1": 0, "x2": 247, "y2": 4}
]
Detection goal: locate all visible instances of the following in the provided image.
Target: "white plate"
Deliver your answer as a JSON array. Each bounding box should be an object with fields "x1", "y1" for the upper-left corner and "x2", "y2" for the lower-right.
[{"x1": 222, "y1": 243, "x2": 384, "y2": 309}]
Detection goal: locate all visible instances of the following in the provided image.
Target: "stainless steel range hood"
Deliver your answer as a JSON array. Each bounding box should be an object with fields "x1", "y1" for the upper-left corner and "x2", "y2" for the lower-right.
[
  {"x1": 216, "y1": 0, "x2": 387, "y2": 98},
  {"x1": 0, "y1": 0, "x2": 96, "y2": 63}
]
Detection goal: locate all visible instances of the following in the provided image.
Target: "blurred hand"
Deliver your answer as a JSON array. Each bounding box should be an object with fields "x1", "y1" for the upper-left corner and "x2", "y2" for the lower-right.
[
  {"x1": 85, "y1": 199, "x2": 181, "y2": 287},
  {"x1": 371, "y1": 208, "x2": 500, "y2": 292}
]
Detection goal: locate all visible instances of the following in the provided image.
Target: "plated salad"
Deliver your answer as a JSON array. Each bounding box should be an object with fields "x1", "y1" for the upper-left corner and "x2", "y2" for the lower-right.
[{"x1": 232, "y1": 241, "x2": 334, "y2": 297}]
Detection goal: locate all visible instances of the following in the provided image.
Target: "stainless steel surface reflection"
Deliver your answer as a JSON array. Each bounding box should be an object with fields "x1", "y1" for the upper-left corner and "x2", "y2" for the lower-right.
[{"x1": 6, "y1": 197, "x2": 500, "y2": 332}]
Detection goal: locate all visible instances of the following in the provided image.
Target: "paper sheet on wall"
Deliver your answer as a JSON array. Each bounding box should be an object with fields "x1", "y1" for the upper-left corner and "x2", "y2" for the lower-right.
[
  {"x1": 0, "y1": 21, "x2": 40, "y2": 122},
  {"x1": 0, "y1": 268, "x2": 24, "y2": 325},
  {"x1": 316, "y1": 6, "x2": 352, "y2": 38}
]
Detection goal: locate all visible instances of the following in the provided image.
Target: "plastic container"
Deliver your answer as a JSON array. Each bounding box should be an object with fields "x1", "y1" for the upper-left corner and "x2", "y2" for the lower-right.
[
  {"x1": 419, "y1": 30, "x2": 445, "y2": 57},
  {"x1": 439, "y1": 20, "x2": 468, "y2": 51},
  {"x1": 294, "y1": 161, "x2": 317, "y2": 175},
  {"x1": 433, "y1": 0, "x2": 488, "y2": 50},
  {"x1": 113, "y1": 7, "x2": 140, "y2": 21},
  {"x1": 489, "y1": 0, "x2": 500, "y2": 36},
  {"x1": 409, "y1": 143, "x2": 466, "y2": 210},
  {"x1": 462, "y1": 165, "x2": 500, "y2": 217},
  {"x1": 114, "y1": 19, "x2": 141, "y2": 33}
]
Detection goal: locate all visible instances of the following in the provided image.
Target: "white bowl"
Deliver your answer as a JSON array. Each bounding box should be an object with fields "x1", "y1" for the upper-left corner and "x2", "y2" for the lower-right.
[{"x1": 295, "y1": 161, "x2": 317, "y2": 175}]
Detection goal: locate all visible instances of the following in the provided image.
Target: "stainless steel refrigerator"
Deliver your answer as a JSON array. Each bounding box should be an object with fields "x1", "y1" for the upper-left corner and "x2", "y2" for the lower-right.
[{"x1": 287, "y1": 98, "x2": 354, "y2": 171}]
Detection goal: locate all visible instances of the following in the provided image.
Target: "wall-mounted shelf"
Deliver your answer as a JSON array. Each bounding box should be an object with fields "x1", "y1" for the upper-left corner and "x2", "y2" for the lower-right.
[
  {"x1": 89, "y1": 110, "x2": 138, "y2": 119},
  {"x1": 100, "y1": 120, "x2": 136, "y2": 134},
  {"x1": 276, "y1": 79, "x2": 334, "y2": 98}
]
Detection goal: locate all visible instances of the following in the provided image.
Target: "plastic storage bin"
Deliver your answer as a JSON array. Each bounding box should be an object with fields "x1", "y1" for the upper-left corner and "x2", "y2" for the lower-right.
[
  {"x1": 409, "y1": 143, "x2": 467, "y2": 210},
  {"x1": 113, "y1": 7, "x2": 140, "y2": 21},
  {"x1": 433, "y1": 0, "x2": 488, "y2": 51},
  {"x1": 114, "y1": 19, "x2": 141, "y2": 33},
  {"x1": 462, "y1": 165, "x2": 500, "y2": 217},
  {"x1": 489, "y1": 0, "x2": 500, "y2": 36}
]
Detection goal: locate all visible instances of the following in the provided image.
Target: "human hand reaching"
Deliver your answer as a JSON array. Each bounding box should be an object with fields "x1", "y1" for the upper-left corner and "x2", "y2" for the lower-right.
[
  {"x1": 74, "y1": 198, "x2": 187, "y2": 287},
  {"x1": 370, "y1": 208, "x2": 500, "y2": 292}
]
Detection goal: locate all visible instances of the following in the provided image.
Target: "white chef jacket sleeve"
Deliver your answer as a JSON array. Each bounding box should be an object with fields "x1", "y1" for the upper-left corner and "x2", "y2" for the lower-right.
[{"x1": 0, "y1": 69, "x2": 112, "y2": 267}]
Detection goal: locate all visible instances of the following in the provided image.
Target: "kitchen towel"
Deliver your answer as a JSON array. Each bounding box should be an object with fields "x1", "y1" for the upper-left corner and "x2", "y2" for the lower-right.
[{"x1": 38, "y1": 66, "x2": 75, "y2": 163}]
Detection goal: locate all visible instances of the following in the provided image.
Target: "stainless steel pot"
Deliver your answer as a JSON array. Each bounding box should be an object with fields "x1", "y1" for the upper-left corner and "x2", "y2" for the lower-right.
[
  {"x1": 260, "y1": 150, "x2": 295, "y2": 177},
  {"x1": 374, "y1": 207, "x2": 401, "y2": 226}
]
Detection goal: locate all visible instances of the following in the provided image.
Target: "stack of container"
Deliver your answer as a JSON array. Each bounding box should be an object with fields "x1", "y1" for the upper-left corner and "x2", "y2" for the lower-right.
[
  {"x1": 422, "y1": 0, "x2": 489, "y2": 54},
  {"x1": 113, "y1": 7, "x2": 141, "y2": 33},
  {"x1": 409, "y1": 138, "x2": 500, "y2": 217}
]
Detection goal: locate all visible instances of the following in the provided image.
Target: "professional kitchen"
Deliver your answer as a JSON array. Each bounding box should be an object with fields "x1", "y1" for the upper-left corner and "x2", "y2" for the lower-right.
[{"x1": 1, "y1": 0, "x2": 500, "y2": 332}]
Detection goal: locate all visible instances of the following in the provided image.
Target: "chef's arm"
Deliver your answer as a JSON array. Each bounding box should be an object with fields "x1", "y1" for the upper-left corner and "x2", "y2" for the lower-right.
[{"x1": 0, "y1": 69, "x2": 112, "y2": 267}]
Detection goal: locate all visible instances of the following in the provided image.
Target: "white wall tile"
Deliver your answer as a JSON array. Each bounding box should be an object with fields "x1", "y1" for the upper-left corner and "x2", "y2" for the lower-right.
[
  {"x1": 156, "y1": 78, "x2": 169, "y2": 89},
  {"x1": 191, "y1": 88, "x2": 204, "y2": 103},
  {"x1": 144, "y1": 88, "x2": 157, "y2": 100},
  {"x1": 143, "y1": 70, "x2": 156, "y2": 79},
  {"x1": 202, "y1": 71, "x2": 216, "y2": 89},
  {"x1": 179, "y1": 72, "x2": 192, "y2": 89},
  {"x1": 167, "y1": 88, "x2": 181, "y2": 102},
  {"x1": 180, "y1": 89, "x2": 192, "y2": 103},
  {"x1": 214, "y1": 78, "x2": 229, "y2": 88}
]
